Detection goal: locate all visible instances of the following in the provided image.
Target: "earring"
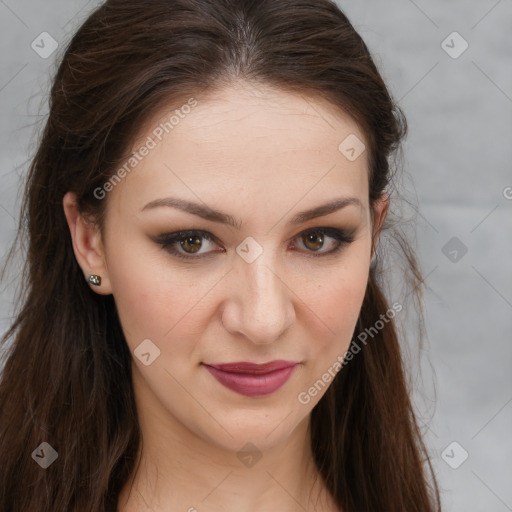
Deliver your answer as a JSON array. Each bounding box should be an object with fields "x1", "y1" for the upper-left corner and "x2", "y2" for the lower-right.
[{"x1": 88, "y1": 275, "x2": 102, "y2": 286}]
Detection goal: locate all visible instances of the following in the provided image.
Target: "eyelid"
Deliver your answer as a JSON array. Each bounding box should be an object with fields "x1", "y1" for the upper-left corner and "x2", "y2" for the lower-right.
[
  {"x1": 154, "y1": 226, "x2": 356, "y2": 260},
  {"x1": 153, "y1": 229, "x2": 222, "y2": 259},
  {"x1": 290, "y1": 227, "x2": 355, "y2": 256}
]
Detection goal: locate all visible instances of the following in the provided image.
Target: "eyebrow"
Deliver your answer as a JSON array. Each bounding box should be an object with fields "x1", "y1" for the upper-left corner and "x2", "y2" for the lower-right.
[{"x1": 141, "y1": 196, "x2": 363, "y2": 229}]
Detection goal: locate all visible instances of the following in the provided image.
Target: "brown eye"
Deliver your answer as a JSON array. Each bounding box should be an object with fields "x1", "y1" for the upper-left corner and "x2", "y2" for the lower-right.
[
  {"x1": 154, "y1": 230, "x2": 221, "y2": 260},
  {"x1": 293, "y1": 227, "x2": 355, "y2": 257},
  {"x1": 302, "y1": 231, "x2": 325, "y2": 252},
  {"x1": 180, "y1": 235, "x2": 204, "y2": 254},
  {"x1": 155, "y1": 227, "x2": 354, "y2": 262}
]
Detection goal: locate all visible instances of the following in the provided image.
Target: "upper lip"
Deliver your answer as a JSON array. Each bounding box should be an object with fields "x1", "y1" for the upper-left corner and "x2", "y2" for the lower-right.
[{"x1": 204, "y1": 360, "x2": 298, "y2": 374}]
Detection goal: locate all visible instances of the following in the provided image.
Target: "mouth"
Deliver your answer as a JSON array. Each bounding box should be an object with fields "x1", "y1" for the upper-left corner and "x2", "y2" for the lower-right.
[{"x1": 202, "y1": 360, "x2": 299, "y2": 397}]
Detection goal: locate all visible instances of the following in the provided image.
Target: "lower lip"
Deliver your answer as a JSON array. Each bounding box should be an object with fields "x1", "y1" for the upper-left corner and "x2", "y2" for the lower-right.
[{"x1": 203, "y1": 364, "x2": 298, "y2": 397}]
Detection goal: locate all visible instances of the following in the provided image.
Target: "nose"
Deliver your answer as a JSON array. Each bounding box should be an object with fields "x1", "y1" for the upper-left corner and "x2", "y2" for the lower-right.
[{"x1": 221, "y1": 253, "x2": 296, "y2": 345}]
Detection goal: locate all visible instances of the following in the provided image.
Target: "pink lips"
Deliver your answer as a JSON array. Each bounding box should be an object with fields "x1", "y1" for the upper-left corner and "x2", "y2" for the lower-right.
[{"x1": 203, "y1": 360, "x2": 298, "y2": 397}]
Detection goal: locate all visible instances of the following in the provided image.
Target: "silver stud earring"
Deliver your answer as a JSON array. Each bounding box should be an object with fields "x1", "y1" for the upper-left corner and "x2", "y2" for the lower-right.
[{"x1": 88, "y1": 275, "x2": 102, "y2": 286}]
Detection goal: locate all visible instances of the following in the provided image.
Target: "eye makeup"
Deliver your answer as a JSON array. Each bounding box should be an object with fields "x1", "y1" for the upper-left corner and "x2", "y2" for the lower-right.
[{"x1": 152, "y1": 226, "x2": 356, "y2": 261}]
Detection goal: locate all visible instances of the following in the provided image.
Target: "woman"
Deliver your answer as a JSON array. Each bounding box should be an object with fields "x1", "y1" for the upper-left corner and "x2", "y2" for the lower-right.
[{"x1": 0, "y1": 0, "x2": 441, "y2": 510}]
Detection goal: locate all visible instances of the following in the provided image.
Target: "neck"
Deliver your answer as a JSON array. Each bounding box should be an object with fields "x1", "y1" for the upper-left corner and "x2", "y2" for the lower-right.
[{"x1": 117, "y1": 372, "x2": 338, "y2": 511}]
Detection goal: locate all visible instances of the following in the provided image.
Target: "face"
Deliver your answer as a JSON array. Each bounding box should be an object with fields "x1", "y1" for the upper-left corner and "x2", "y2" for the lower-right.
[{"x1": 95, "y1": 81, "x2": 385, "y2": 453}]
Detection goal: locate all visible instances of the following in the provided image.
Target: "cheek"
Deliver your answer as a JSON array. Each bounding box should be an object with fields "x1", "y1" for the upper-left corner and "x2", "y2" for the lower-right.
[
  {"x1": 106, "y1": 231, "x2": 370, "y2": 359},
  {"x1": 302, "y1": 253, "x2": 370, "y2": 361},
  {"x1": 105, "y1": 243, "x2": 209, "y2": 353},
  {"x1": 329, "y1": 264, "x2": 368, "y2": 326}
]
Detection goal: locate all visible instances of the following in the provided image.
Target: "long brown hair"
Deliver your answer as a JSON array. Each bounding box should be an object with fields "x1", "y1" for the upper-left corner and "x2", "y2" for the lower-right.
[{"x1": 0, "y1": 0, "x2": 440, "y2": 510}]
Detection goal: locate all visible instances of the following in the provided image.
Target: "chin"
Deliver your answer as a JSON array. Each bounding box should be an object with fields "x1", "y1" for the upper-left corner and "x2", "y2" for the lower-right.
[{"x1": 192, "y1": 405, "x2": 309, "y2": 454}]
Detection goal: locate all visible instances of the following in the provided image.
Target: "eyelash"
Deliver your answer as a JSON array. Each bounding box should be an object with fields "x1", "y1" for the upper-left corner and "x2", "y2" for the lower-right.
[{"x1": 154, "y1": 227, "x2": 355, "y2": 261}]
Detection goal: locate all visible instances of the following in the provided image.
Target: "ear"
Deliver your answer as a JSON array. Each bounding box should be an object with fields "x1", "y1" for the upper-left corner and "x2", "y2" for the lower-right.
[
  {"x1": 370, "y1": 193, "x2": 389, "y2": 258},
  {"x1": 63, "y1": 191, "x2": 112, "y2": 295}
]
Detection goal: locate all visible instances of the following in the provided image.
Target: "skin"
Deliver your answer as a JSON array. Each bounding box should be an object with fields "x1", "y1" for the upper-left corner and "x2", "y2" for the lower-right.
[{"x1": 63, "y1": 80, "x2": 388, "y2": 512}]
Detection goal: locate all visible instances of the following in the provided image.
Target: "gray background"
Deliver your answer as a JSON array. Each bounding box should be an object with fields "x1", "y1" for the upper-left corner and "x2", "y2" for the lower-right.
[{"x1": 0, "y1": 1, "x2": 511, "y2": 510}]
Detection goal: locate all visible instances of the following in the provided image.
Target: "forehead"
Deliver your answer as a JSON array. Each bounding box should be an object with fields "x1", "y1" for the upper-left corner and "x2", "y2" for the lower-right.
[
  {"x1": 106, "y1": 81, "x2": 370, "y2": 219},
  {"x1": 155, "y1": 81, "x2": 365, "y2": 151}
]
